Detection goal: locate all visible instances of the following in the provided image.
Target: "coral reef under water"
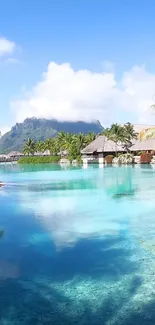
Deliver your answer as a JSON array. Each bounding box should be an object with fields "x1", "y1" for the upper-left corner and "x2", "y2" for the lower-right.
[
  {"x1": 1, "y1": 165, "x2": 155, "y2": 324},
  {"x1": 0, "y1": 236, "x2": 155, "y2": 324}
]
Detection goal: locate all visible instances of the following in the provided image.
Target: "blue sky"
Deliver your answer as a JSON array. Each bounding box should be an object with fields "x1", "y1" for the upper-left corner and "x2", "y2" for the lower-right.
[{"x1": 1, "y1": 0, "x2": 155, "y2": 133}]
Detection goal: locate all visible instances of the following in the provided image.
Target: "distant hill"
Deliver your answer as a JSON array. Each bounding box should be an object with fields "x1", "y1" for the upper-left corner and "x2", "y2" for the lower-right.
[{"x1": 0, "y1": 118, "x2": 103, "y2": 153}]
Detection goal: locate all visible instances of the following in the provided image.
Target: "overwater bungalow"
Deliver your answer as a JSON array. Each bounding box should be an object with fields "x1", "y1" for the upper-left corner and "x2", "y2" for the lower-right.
[
  {"x1": 0, "y1": 151, "x2": 24, "y2": 163},
  {"x1": 81, "y1": 135, "x2": 125, "y2": 164},
  {"x1": 0, "y1": 154, "x2": 7, "y2": 162},
  {"x1": 7, "y1": 151, "x2": 24, "y2": 161}
]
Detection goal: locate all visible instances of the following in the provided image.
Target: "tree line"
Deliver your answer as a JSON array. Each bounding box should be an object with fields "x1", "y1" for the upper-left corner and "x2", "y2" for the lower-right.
[
  {"x1": 23, "y1": 132, "x2": 96, "y2": 161},
  {"x1": 23, "y1": 123, "x2": 137, "y2": 160},
  {"x1": 103, "y1": 122, "x2": 137, "y2": 152}
]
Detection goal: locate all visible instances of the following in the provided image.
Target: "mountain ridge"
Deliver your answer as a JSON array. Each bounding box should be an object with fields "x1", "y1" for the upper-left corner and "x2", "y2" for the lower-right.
[{"x1": 0, "y1": 118, "x2": 103, "y2": 153}]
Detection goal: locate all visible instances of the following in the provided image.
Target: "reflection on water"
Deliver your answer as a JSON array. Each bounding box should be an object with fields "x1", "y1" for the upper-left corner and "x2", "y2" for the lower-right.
[
  {"x1": 0, "y1": 228, "x2": 5, "y2": 239},
  {"x1": 1, "y1": 164, "x2": 155, "y2": 324}
]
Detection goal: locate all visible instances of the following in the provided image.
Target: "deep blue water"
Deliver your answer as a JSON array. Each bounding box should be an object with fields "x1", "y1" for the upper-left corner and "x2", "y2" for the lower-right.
[{"x1": 1, "y1": 163, "x2": 155, "y2": 324}]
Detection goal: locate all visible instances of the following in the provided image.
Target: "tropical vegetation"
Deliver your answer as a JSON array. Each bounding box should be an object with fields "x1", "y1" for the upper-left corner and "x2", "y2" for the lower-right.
[
  {"x1": 23, "y1": 138, "x2": 36, "y2": 155},
  {"x1": 20, "y1": 122, "x2": 138, "y2": 164},
  {"x1": 103, "y1": 123, "x2": 137, "y2": 153},
  {"x1": 21, "y1": 132, "x2": 96, "y2": 163},
  {"x1": 18, "y1": 156, "x2": 60, "y2": 164},
  {"x1": 113, "y1": 153, "x2": 134, "y2": 165}
]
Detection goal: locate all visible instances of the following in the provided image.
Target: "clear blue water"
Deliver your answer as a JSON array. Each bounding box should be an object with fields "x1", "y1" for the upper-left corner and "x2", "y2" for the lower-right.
[{"x1": 1, "y1": 164, "x2": 155, "y2": 324}]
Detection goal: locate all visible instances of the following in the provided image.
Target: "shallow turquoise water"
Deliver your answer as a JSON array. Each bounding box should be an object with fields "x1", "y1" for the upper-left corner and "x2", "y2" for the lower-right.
[{"x1": 1, "y1": 164, "x2": 155, "y2": 324}]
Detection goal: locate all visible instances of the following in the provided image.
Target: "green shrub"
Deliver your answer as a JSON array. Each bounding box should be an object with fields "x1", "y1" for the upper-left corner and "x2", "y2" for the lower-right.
[
  {"x1": 118, "y1": 153, "x2": 134, "y2": 164},
  {"x1": 18, "y1": 156, "x2": 60, "y2": 164}
]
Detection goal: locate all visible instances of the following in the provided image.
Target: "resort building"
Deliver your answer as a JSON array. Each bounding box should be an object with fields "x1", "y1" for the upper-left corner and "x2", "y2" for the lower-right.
[
  {"x1": 81, "y1": 135, "x2": 125, "y2": 164},
  {"x1": 7, "y1": 151, "x2": 24, "y2": 160},
  {"x1": 0, "y1": 154, "x2": 7, "y2": 162},
  {"x1": 34, "y1": 150, "x2": 50, "y2": 156},
  {"x1": 81, "y1": 125, "x2": 155, "y2": 164},
  {"x1": 130, "y1": 138, "x2": 155, "y2": 152},
  {"x1": 6, "y1": 152, "x2": 24, "y2": 162},
  {"x1": 0, "y1": 151, "x2": 24, "y2": 163}
]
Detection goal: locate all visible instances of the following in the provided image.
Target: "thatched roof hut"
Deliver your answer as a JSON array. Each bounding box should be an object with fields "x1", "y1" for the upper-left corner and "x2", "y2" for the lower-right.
[
  {"x1": 81, "y1": 135, "x2": 125, "y2": 154},
  {"x1": 130, "y1": 139, "x2": 155, "y2": 152},
  {"x1": 34, "y1": 150, "x2": 50, "y2": 156},
  {"x1": 7, "y1": 151, "x2": 24, "y2": 158}
]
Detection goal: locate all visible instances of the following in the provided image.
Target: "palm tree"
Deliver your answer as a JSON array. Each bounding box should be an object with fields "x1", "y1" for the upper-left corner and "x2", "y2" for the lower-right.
[
  {"x1": 44, "y1": 138, "x2": 58, "y2": 155},
  {"x1": 104, "y1": 123, "x2": 137, "y2": 154},
  {"x1": 123, "y1": 122, "x2": 137, "y2": 151},
  {"x1": 74, "y1": 133, "x2": 87, "y2": 153},
  {"x1": 86, "y1": 132, "x2": 96, "y2": 144},
  {"x1": 110, "y1": 124, "x2": 125, "y2": 142},
  {"x1": 56, "y1": 131, "x2": 66, "y2": 148},
  {"x1": 44, "y1": 138, "x2": 52, "y2": 151},
  {"x1": 124, "y1": 122, "x2": 137, "y2": 140},
  {"x1": 102, "y1": 127, "x2": 111, "y2": 137},
  {"x1": 23, "y1": 138, "x2": 36, "y2": 155},
  {"x1": 63, "y1": 133, "x2": 74, "y2": 149},
  {"x1": 103, "y1": 124, "x2": 125, "y2": 156},
  {"x1": 36, "y1": 140, "x2": 45, "y2": 153}
]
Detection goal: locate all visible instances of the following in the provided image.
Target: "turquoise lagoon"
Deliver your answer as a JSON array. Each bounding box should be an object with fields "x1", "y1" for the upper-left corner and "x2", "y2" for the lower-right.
[{"x1": 1, "y1": 164, "x2": 155, "y2": 324}]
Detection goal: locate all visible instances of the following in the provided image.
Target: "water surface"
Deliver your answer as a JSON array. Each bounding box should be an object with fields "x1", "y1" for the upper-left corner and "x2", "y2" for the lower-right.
[{"x1": 0, "y1": 164, "x2": 155, "y2": 324}]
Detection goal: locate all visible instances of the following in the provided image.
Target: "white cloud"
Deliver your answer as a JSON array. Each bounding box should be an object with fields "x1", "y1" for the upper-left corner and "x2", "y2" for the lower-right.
[
  {"x1": 11, "y1": 62, "x2": 155, "y2": 126},
  {"x1": 0, "y1": 37, "x2": 15, "y2": 57}
]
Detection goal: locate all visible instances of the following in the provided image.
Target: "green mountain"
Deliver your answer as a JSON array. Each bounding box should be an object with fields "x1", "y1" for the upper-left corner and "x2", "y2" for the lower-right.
[{"x1": 0, "y1": 118, "x2": 103, "y2": 153}]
